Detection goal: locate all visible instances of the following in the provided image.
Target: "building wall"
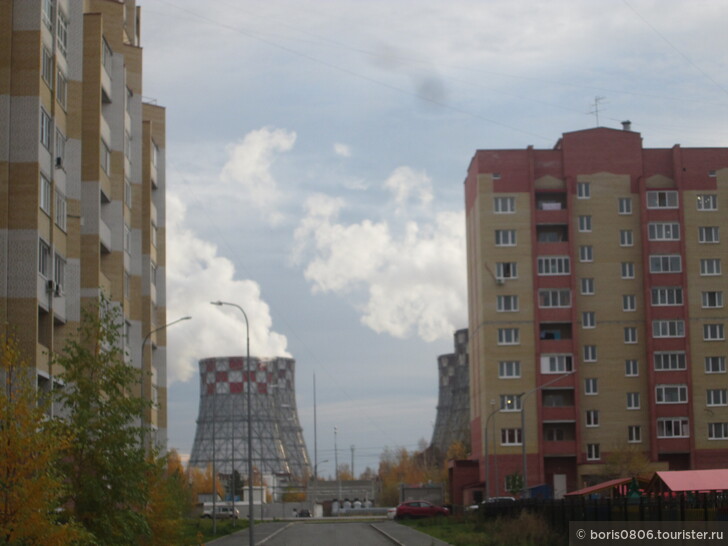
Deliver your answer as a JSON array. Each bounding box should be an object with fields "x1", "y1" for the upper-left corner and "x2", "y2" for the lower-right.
[
  {"x1": 0, "y1": 0, "x2": 166, "y2": 446},
  {"x1": 465, "y1": 127, "x2": 728, "y2": 497}
]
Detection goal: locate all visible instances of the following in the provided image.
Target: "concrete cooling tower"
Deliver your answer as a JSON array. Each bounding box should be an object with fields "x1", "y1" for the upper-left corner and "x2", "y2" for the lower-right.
[{"x1": 188, "y1": 356, "x2": 311, "y2": 481}]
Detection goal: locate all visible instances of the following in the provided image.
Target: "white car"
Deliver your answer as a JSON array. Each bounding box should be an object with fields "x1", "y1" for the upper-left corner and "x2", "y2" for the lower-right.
[
  {"x1": 201, "y1": 505, "x2": 240, "y2": 519},
  {"x1": 386, "y1": 507, "x2": 397, "y2": 520}
]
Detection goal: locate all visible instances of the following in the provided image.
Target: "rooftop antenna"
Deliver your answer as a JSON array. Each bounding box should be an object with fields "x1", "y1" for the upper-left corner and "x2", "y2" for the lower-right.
[{"x1": 589, "y1": 96, "x2": 607, "y2": 127}]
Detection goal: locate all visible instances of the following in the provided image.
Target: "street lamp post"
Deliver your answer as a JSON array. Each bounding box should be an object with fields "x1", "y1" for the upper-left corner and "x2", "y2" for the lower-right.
[
  {"x1": 140, "y1": 316, "x2": 191, "y2": 451},
  {"x1": 520, "y1": 370, "x2": 576, "y2": 498},
  {"x1": 483, "y1": 402, "x2": 503, "y2": 500},
  {"x1": 210, "y1": 301, "x2": 253, "y2": 545}
]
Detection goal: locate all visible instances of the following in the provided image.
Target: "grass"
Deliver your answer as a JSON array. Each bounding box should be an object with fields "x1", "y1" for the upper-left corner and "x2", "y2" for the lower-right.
[
  {"x1": 180, "y1": 517, "x2": 249, "y2": 544},
  {"x1": 403, "y1": 511, "x2": 566, "y2": 546}
]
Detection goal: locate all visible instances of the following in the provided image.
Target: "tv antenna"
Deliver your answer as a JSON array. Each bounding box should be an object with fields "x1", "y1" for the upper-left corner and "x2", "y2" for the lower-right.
[{"x1": 589, "y1": 96, "x2": 607, "y2": 127}]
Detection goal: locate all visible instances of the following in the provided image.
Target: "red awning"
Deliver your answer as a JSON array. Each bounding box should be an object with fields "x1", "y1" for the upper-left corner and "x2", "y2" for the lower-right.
[
  {"x1": 564, "y1": 477, "x2": 632, "y2": 497},
  {"x1": 650, "y1": 469, "x2": 728, "y2": 493}
]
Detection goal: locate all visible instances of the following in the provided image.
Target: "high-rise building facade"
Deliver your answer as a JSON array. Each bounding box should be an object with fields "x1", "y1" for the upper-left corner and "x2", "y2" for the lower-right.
[
  {"x1": 0, "y1": 0, "x2": 167, "y2": 445},
  {"x1": 465, "y1": 127, "x2": 728, "y2": 498}
]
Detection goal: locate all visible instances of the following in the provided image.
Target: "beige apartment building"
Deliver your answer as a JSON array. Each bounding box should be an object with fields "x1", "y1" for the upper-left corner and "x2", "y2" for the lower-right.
[
  {"x1": 0, "y1": 0, "x2": 168, "y2": 446},
  {"x1": 464, "y1": 126, "x2": 728, "y2": 499}
]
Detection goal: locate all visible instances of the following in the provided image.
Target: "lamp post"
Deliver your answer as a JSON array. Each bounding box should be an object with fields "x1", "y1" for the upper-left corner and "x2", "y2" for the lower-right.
[
  {"x1": 520, "y1": 370, "x2": 576, "y2": 498},
  {"x1": 210, "y1": 301, "x2": 252, "y2": 544},
  {"x1": 140, "y1": 316, "x2": 191, "y2": 451},
  {"x1": 483, "y1": 402, "x2": 503, "y2": 500}
]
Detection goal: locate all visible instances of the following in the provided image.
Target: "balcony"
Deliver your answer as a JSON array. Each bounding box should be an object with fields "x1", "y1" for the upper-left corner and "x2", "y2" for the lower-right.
[{"x1": 543, "y1": 440, "x2": 577, "y2": 456}]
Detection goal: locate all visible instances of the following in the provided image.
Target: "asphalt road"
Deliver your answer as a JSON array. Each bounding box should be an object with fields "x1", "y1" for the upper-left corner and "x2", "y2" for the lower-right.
[{"x1": 208, "y1": 520, "x2": 451, "y2": 546}]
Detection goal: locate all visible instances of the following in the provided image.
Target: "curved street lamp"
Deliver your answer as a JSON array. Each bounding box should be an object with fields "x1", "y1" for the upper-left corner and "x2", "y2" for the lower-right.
[{"x1": 210, "y1": 300, "x2": 253, "y2": 544}]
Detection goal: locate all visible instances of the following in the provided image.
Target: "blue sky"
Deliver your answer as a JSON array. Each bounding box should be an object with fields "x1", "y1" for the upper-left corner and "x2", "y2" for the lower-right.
[{"x1": 140, "y1": 0, "x2": 728, "y2": 476}]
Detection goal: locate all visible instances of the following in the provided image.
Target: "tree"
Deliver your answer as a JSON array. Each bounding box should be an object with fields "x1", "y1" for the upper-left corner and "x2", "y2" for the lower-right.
[
  {"x1": 141, "y1": 451, "x2": 192, "y2": 546},
  {"x1": 505, "y1": 471, "x2": 524, "y2": 497},
  {"x1": 188, "y1": 464, "x2": 225, "y2": 502},
  {"x1": 601, "y1": 445, "x2": 652, "y2": 480},
  {"x1": 54, "y1": 298, "x2": 155, "y2": 544},
  {"x1": 0, "y1": 334, "x2": 85, "y2": 544}
]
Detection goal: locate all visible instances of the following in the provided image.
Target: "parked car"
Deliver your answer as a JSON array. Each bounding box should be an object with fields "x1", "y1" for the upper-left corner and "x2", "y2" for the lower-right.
[
  {"x1": 387, "y1": 507, "x2": 397, "y2": 519},
  {"x1": 467, "y1": 497, "x2": 516, "y2": 511},
  {"x1": 297, "y1": 508, "x2": 311, "y2": 517},
  {"x1": 201, "y1": 505, "x2": 240, "y2": 519},
  {"x1": 394, "y1": 500, "x2": 449, "y2": 519}
]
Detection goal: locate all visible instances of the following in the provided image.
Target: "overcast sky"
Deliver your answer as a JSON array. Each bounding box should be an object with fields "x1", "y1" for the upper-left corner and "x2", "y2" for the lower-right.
[{"x1": 140, "y1": 0, "x2": 728, "y2": 476}]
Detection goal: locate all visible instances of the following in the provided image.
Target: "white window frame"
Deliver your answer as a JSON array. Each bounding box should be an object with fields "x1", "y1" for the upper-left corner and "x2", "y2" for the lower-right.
[
  {"x1": 583, "y1": 345, "x2": 597, "y2": 362},
  {"x1": 704, "y1": 324, "x2": 725, "y2": 341},
  {"x1": 40, "y1": 173, "x2": 52, "y2": 214},
  {"x1": 582, "y1": 311, "x2": 596, "y2": 329},
  {"x1": 618, "y1": 197, "x2": 632, "y2": 215},
  {"x1": 53, "y1": 253, "x2": 65, "y2": 290},
  {"x1": 648, "y1": 222, "x2": 680, "y2": 241},
  {"x1": 541, "y1": 354, "x2": 573, "y2": 374},
  {"x1": 708, "y1": 423, "x2": 728, "y2": 440},
  {"x1": 578, "y1": 215, "x2": 592, "y2": 232},
  {"x1": 38, "y1": 238, "x2": 51, "y2": 277},
  {"x1": 697, "y1": 194, "x2": 717, "y2": 211},
  {"x1": 625, "y1": 359, "x2": 639, "y2": 376},
  {"x1": 586, "y1": 443, "x2": 600, "y2": 460},
  {"x1": 707, "y1": 389, "x2": 727, "y2": 407},
  {"x1": 620, "y1": 229, "x2": 634, "y2": 247},
  {"x1": 654, "y1": 352, "x2": 686, "y2": 371},
  {"x1": 580, "y1": 278, "x2": 595, "y2": 295},
  {"x1": 539, "y1": 289, "x2": 571, "y2": 308},
  {"x1": 495, "y1": 229, "x2": 516, "y2": 247},
  {"x1": 500, "y1": 394, "x2": 522, "y2": 412},
  {"x1": 651, "y1": 287, "x2": 683, "y2": 306},
  {"x1": 702, "y1": 291, "x2": 724, "y2": 309},
  {"x1": 57, "y1": 9, "x2": 68, "y2": 57},
  {"x1": 42, "y1": 46, "x2": 53, "y2": 89},
  {"x1": 124, "y1": 223, "x2": 131, "y2": 255},
  {"x1": 628, "y1": 425, "x2": 642, "y2": 443},
  {"x1": 699, "y1": 226, "x2": 720, "y2": 244},
  {"x1": 498, "y1": 361, "x2": 521, "y2": 379},
  {"x1": 626, "y1": 392, "x2": 640, "y2": 409},
  {"x1": 656, "y1": 384, "x2": 688, "y2": 404},
  {"x1": 501, "y1": 428, "x2": 522, "y2": 446},
  {"x1": 55, "y1": 128, "x2": 65, "y2": 167},
  {"x1": 55, "y1": 190, "x2": 66, "y2": 231},
  {"x1": 577, "y1": 182, "x2": 590, "y2": 199},
  {"x1": 496, "y1": 262, "x2": 518, "y2": 280},
  {"x1": 497, "y1": 328, "x2": 520, "y2": 345},
  {"x1": 621, "y1": 262, "x2": 635, "y2": 279},
  {"x1": 585, "y1": 410, "x2": 599, "y2": 428},
  {"x1": 493, "y1": 196, "x2": 515, "y2": 213},
  {"x1": 579, "y1": 245, "x2": 593, "y2": 263},
  {"x1": 623, "y1": 295, "x2": 636, "y2": 312},
  {"x1": 496, "y1": 295, "x2": 519, "y2": 312},
  {"x1": 652, "y1": 319, "x2": 685, "y2": 338},
  {"x1": 584, "y1": 378, "x2": 598, "y2": 395},
  {"x1": 100, "y1": 139, "x2": 111, "y2": 175},
  {"x1": 700, "y1": 258, "x2": 722, "y2": 276},
  {"x1": 647, "y1": 190, "x2": 678, "y2": 209},
  {"x1": 42, "y1": 0, "x2": 54, "y2": 31},
  {"x1": 56, "y1": 69, "x2": 67, "y2": 110},
  {"x1": 649, "y1": 255, "x2": 682, "y2": 274},
  {"x1": 537, "y1": 256, "x2": 570, "y2": 276},
  {"x1": 705, "y1": 356, "x2": 726, "y2": 374},
  {"x1": 657, "y1": 417, "x2": 689, "y2": 438},
  {"x1": 624, "y1": 327, "x2": 638, "y2": 344},
  {"x1": 40, "y1": 107, "x2": 52, "y2": 150}
]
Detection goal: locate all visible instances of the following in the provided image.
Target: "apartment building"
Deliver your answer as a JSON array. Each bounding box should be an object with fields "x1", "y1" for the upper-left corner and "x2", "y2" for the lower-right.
[
  {"x1": 0, "y1": 0, "x2": 167, "y2": 446},
  {"x1": 464, "y1": 126, "x2": 728, "y2": 498}
]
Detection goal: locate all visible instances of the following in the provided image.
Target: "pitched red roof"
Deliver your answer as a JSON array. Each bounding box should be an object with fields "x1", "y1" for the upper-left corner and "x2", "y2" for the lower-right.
[
  {"x1": 650, "y1": 469, "x2": 728, "y2": 493},
  {"x1": 564, "y1": 477, "x2": 633, "y2": 497}
]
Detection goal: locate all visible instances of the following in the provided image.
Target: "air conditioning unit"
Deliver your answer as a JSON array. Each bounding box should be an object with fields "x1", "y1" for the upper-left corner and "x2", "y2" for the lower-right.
[
  {"x1": 54, "y1": 284, "x2": 63, "y2": 297},
  {"x1": 496, "y1": 279, "x2": 505, "y2": 286},
  {"x1": 46, "y1": 279, "x2": 55, "y2": 292},
  {"x1": 55, "y1": 156, "x2": 63, "y2": 168}
]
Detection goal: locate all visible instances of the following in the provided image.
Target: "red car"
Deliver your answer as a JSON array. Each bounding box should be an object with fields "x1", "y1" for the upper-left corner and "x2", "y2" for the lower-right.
[{"x1": 394, "y1": 500, "x2": 449, "y2": 519}]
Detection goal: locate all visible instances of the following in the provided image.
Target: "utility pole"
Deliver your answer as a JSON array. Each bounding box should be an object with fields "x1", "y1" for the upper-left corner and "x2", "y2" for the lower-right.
[{"x1": 350, "y1": 445, "x2": 355, "y2": 479}]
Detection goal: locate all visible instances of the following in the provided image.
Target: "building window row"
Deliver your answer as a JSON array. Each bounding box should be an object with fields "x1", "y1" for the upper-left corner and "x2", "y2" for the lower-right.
[
  {"x1": 538, "y1": 256, "x2": 570, "y2": 275},
  {"x1": 493, "y1": 196, "x2": 515, "y2": 213}
]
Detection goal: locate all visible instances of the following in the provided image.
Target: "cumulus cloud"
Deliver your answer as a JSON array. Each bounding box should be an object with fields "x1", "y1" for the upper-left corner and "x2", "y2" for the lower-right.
[
  {"x1": 165, "y1": 193, "x2": 289, "y2": 383},
  {"x1": 334, "y1": 143, "x2": 352, "y2": 157},
  {"x1": 220, "y1": 127, "x2": 296, "y2": 225},
  {"x1": 293, "y1": 168, "x2": 466, "y2": 342}
]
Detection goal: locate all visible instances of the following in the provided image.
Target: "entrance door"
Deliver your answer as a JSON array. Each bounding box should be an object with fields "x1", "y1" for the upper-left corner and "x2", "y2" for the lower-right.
[{"x1": 553, "y1": 474, "x2": 567, "y2": 499}]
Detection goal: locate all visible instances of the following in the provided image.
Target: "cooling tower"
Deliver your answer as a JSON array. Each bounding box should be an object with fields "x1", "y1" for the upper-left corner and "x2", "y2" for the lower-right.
[{"x1": 188, "y1": 356, "x2": 311, "y2": 481}]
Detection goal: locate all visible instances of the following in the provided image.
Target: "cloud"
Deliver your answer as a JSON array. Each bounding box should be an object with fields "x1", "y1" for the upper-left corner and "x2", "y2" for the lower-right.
[
  {"x1": 219, "y1": 127, "x2": 297, "y2": 225},
  {"x1": 293, "y1": 169, "x2": 466, "y2": 342},
  {"x1": 165, "y1": 193, "x2": 289, "y2": 383},
  {"x1": 334, "y1": 143, "x2": 352, "y2": 157}
]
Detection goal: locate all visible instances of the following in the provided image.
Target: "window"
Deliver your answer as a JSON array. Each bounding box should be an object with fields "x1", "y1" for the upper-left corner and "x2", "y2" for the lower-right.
[
  {"x1": 585, "y1": 410, "x2": 599, "y2": 427},
  {"x1": 53, "y1": 253, "x2": 65, "y2": 290},
  {"x1": 151, "y1": 262, "x2": 157, "y2": 287},
  {"x1": 539, "y1": 289, "x2": 571, "y2": 308},
  {"x1": 100, "y1": 139, "x2": 111, "y2": 175},
  {"x1": 38, "y1": 239, "x2": 51, "y2": 277},
  {"x1": 620, "y1": 230, "x2": 634, "y2": 246},
  {"x1": 501, "y1": 428, "x2": 522, "y2": 446},
  {"x1": 124, "y1": 130, "x2": 132, "y2": 160},
  {"x1": 102, "y1": 38, "x2": 113, "y2": 75},
  {"x1": 705, "y1": 356, "x2": 726, "y2": 374},
  {"x1": 704, "y1": 324, "x2": 725, "y2": 341},
  {"x1": 656, "y1": 385, "x2": 688, "y2": 404},
  {"x1": 647, "y1": 190, "x2": 678, "y2": 209},
  {"x1": 628, "y1": 425, "x2": 642, "y2": 443},
  {"x1": 582, "y1": 311, "x2": 596, "y2": 329},
  {"x1": 626, "y1": 392, "x2": 640, "y2": 409},
  {"x1": 151, "y1": 221, "x2": 158, "y2": 247},
  {"x1": 537, "y1": 256, "x2": 570, "y2": 275},
  {"x1": 126, "y1": 87, "x2": 133, "y2": 114},
  {"x1": 123, "y1": 320, "x2": 131, "y2": 346},
  {"x1": 621, "y1": 262, "x2": 635, "y2": 279},
  {"x1": 56, "y1": 69, "x2": 67, "y2": 109},
  {"x1": 42, "y1": 0, "x2": 54, "y2": 31},
  {"x1": 583, "y1": 345, "x2": 597, "y2": 362},
  {"x1": 497, "y1": 295, "x2": 518, "y2": 312},
  {"x1": 699, "y1": 226, "x2": 720, "y2": 244},
  {"x1": 500, "y1": 394, "x2": 522, "y2": 412},
  {"x1": 40, "y1": 173, "x2": 51, "y2": 214},
  {"x1": 496, "y1": 262, "x2": 517, "y2": 280},
  {"x1": 55, "y1": 190, "x2": 66, "y2": 231},
  {"x1": 653, "y1": 320, "x2": 685, "y2": 338},
  {"x1": 494, "y1": 196, "x2": 515, "y2": 213},
  {"x1": 57, "y1": 9, "x2": 68, "y2": 57},
  {"x1": 618, "y1": 197, "x2": 632, "y2": 215},
  {"x1": 40, "y1": 108, "x2": 52, "y2": 150},
  {"x1": 55, "y1": 128, "x2": 65, "y2": 167},
  {"x1": 697, "y1": 194, "x2": 717, "y2": 211},
  {"x1": 625, "y1": 359, "x2": 639, "y2": 376},
  {"x1": 586, "y1": 443, "x2": 600, "y2": 460},
  {"x1": 707, "y1": 389, "x2": 727, "y2": 407},
  {"x1": 700, "y1": 258, "x2": 722, "y2": 276},
  {"x1": 578, "y1": 215, "x2": 592, "y2": 232},
  {"x1": 581, "y1": 278, "x2": 595, "y2": 295},
  {"x1": 495, "y1": 230, "x2": 516, "y2": 246},
  {"x1": 624, "y1": 327, "x2": 637, "y2": 344},
  {"x1": 649, "y1": 255, "x2": 681, "y2": 273},
  {"x1": 579, "y1": 245, "x2": 593, "y2": 262},
  {"x1": 124, "y1": 224, "x2": 131, "y2": 255},
  {"x1": 702, "y1": 291, "x2": 724, "y2": 308},
  {"x1": 585, "y1": 378, "x2": 598, "y2": 395},
  {"x1": 657, "y1": 418, "x2": 689, "y2": 438},
  {"x1": 125, "y1": 179, "x2": 132, "y2": 208},
  {"x1": 708, "y1": 423, "x2": 728, "y2": 440},
  {"x1": 42, "y1": 46, "x2": 53, "y2": 89},
  {"x1": 152, "y1": 141, "x2": 159, "y2": 167},
  {"x1": 651, "y1": 287, "x2": 683, "y2": 306},
  {"x1": 577, "y1": 182, "x2": 590, "y2": 199},
  {"x1": 498, "y1": 328, "x2": 519, "y2": 345},
  {"x1": 545, "y1": 428, "x2": 565, "y2": 441},
  {"x1": 654, "y1": 352, "x2": 686, "y2": 371},
  {"x1": 541, "y1": 354, "x2": 573, "y2": 374},
  {"x1": 623, "y1": 295, "x2": 636, "y2": 312},
  {"x1": 648, "y1": 222, "x2": 680, "y2": 241},
  {"x1": 498, "y1": 361, "x2": 520, "y2": 378},
  {"x1": 124, "y1": 271, "x2": 130, "y2": 299}
]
